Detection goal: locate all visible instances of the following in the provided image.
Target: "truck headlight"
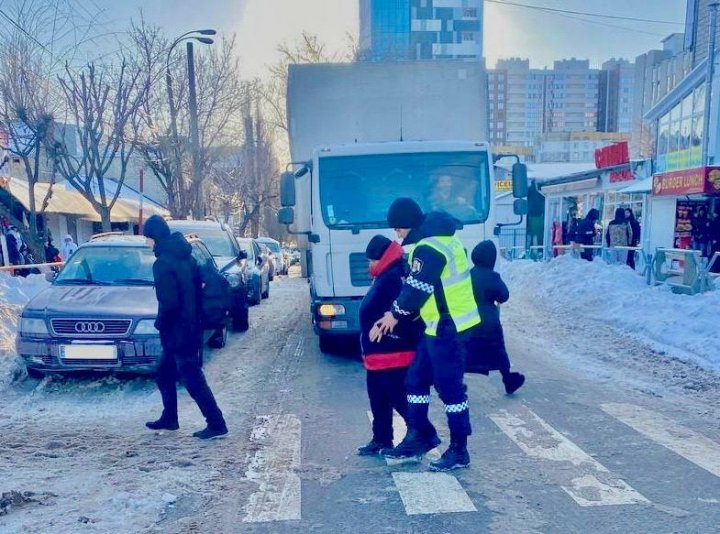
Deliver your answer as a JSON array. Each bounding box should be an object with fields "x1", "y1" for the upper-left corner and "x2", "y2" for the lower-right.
[
  {"x1": 134, "y1": 320, "x2": 159, "y2": 335},
  {"x1": 318, "y1": 304, "x2": 345, "y2": 317},
  {"x1": 20, "y1": 318, "x2": 48, "y2": 336},
  {"x1": 225, "y1": 273, "x2": 242, "y2": 288}
]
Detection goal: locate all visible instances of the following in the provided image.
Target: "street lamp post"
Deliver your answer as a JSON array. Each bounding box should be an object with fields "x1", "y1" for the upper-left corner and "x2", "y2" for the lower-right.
[{"x1": 165, "y1": 29, "x2": 216, "y2": 218}]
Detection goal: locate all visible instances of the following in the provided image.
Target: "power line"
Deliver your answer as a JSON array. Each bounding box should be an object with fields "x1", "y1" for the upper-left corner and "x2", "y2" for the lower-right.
[
  {"x1": 485, "y1": 0, "x2": 684, "y2": 26},
  {"x1": 0, "y1": 8, "x2": 54, "y2": 57}
]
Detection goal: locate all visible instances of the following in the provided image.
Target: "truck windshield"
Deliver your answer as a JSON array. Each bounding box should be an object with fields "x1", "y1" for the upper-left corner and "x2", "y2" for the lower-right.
[{"x1": 319, "y1": 151, "x2": 490, "y2": 228}]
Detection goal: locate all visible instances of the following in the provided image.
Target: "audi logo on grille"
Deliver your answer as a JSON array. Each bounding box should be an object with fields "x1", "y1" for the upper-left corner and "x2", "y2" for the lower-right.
[{"x1": 74, "y1": 321, "x2": 106, "y2": 334}]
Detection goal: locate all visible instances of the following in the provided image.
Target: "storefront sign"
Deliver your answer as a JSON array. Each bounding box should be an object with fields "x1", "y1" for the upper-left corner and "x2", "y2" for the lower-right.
[
  {"x1": 495, "y1": 179, "x2": 512, "y2": 192},
  {"x1": 594, "y1": 141, "x2": 632, "y2": 183},
  {"x1": 652, "y1": 166, "x2": 720, "y2": 196}
]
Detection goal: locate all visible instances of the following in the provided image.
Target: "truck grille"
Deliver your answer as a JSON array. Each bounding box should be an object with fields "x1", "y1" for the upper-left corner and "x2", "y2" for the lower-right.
[
  {"x1": 51, "y1": 319, "x2": 132, "y2": 337},
  {"x1": 349, "y1": 253, "x2": 372, "y2": 287}
]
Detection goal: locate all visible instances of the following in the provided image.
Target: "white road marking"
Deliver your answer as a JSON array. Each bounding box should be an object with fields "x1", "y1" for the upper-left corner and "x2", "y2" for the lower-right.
[
  {"x1": 242, "y1": 414, "x2": 302, "y2": 523},
  {"x1": 602, "y1": 403, "x2": 720, "y2": 478},
  {"x1": 490, "y1": 407, "x2": 649, "y2": 507},
  {"x1": 366, "y1": 411, "x2": 441, "y2": 464},
  {"x1": 392, "y1": 472, "x2": 477, "y2": 515}
]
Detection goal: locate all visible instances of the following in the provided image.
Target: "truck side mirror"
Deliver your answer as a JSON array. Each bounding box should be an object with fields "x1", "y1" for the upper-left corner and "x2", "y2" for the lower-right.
[
  {"x1": 278, "y1": 207, "x2": 295, "y2": 225},
  {"x1": 513, "y1": 198, "x2": 528, "y2": 216},
  {"x1": 512, "y1": 162, "x2": 528, "y2": 198},
  {"x1": 280, "y1": 172, "x2": 296, "y2": 207}
]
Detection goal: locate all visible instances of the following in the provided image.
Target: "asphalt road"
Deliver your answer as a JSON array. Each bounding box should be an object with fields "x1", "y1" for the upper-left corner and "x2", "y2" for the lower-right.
[{"x1": 2, "y1": 274, "x2": 720, "y2": 533}]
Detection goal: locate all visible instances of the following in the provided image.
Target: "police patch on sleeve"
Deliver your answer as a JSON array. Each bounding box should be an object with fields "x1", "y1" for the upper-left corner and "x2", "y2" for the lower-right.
[{"x1": 411, "y1": 258, "x2": 424, "y2": 273}]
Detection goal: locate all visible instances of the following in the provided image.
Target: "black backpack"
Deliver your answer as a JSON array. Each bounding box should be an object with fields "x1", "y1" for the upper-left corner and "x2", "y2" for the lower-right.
[{"x1": 197, "y1": 263, "x2": 232, "y2": 330}]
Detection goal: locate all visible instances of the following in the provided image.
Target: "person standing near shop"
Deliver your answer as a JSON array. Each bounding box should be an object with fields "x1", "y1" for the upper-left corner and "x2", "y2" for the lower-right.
[
  {"x1": 691, "y1": 205, "x2": 710, "y2": 256},
  {"x1": 371, "y1": 210, "x2": 480, "y2": 472},
  {"x1": 624, "y1": 208, "x2": 641, "y2": 269},
  {"x1": 576, "y1": 209, "x2": 600, "y2": 261},
  {"x1": 606, "y1": 208, "x2": 633, "y2": 265}
]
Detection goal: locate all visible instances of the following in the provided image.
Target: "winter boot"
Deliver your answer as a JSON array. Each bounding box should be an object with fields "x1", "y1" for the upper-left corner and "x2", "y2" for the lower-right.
[
  {"x1": 357, "y1": 439, "x2": 392, "y2": 456},
  {"x1": 193, "y1": 424, "x2": 228, "y2": 440},
  {"x1": 428, "y1": 443, "x2": 470, "y2": 472},
  {"x1": 503, "y1": 372, "x2": 525, "y2": 395},
  {"x1": 381, "y1": 429, "x2": 441, "y2": 459},
  {"x1": 145, "y1": 416, "x2": 179, "y2": 431}
]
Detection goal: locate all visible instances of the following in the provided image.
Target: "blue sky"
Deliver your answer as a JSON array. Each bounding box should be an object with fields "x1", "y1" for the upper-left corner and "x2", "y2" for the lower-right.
[{"x1": 91, "y1": 0, "x2": 688, "y2": 75}]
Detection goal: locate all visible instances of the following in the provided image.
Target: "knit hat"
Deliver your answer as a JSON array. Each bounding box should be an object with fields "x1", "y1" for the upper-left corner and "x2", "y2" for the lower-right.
[
  {"x1": 143, "y1": 215, "x2": 171, "y2": 241},
  {"x1": 387, "y1": 198, "x2": 423, "y2": 229},
  {"x1": 366, "y1": 235, "x2": 393, "y2": 261}
]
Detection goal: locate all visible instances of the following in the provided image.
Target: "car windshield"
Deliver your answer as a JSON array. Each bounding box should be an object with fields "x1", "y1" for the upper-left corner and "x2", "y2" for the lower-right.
[
  {"x1": 259, "y1": 241, "x2": 281, "y2": 254},
  {"x1": 55, "y1": 246, "x2": 155, "y2": 285},
  {"x1": 319, "y1": 151, "x2": 491, "y2": 228},
  {"x1": 179, "y1": 228, "x2": 236, "y2": 258}
]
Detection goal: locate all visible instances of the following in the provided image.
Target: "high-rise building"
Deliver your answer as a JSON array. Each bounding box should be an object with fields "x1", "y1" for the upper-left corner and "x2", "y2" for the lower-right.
[
  {"x1": 488, "y1": 58, "x2": 601, "y2": 156},
  {"x1": 359, "y1": 0, "x2": 483, "y2": 61},
  {"x1": 598, "y1": 59, "x2": 635, "y2": 134}
]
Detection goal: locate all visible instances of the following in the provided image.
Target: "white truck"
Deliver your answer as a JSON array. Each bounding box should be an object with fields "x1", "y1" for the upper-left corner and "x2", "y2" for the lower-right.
[{"x1": 278, "y1": 61, "x2": 527, "y2": 352}]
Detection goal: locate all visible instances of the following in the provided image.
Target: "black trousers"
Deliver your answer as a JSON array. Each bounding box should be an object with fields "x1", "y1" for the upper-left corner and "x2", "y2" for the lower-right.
[
  {"x1": 405, "y1": 327, "x2": 471, "y2": 443},
  {"x1": 366, "y1": 368, "x2": 408, "y2": 443},
  {"x1": 156, "y1": 345, "x2": 225, "y2": 429}
]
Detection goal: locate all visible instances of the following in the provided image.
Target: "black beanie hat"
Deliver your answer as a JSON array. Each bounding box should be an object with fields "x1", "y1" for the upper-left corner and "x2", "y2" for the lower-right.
[
  {"x1": 387, "y1": 198, "x2": 423, "y2": 229},
  {"x1": 366, "y1": 235, "x2": 392, "y2": 260},
  {"x1": 143, "y1": 215, "x2": 171, "y2": 241}
]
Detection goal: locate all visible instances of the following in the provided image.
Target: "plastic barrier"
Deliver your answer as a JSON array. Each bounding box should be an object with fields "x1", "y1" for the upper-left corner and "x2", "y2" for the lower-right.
[{"x1": 651, "y1": 248, "x2": 702, "y2": 294}]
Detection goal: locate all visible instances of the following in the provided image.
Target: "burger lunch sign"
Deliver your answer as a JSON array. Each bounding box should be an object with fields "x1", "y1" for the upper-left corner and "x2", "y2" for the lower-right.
[{"x1": 652, "y1": 166, "x2": 720, "y2": 196}]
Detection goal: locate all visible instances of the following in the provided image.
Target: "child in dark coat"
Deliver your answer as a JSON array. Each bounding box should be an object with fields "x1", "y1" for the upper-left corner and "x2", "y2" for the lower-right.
[
  {"x1": 358, "y1": 235, "x2": 423, "y2": 455},
  {"x1": 465, "y1": 240, "x2": 525, "y2": 395}
]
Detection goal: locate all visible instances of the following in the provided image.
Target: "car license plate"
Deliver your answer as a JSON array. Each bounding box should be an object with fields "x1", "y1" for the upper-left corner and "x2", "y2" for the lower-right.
[{"x1": 61, "y1": 344, "x2": 117, "y2": 360}]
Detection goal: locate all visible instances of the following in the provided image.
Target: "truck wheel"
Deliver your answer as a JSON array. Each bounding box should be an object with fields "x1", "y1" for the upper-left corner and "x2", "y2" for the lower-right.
[
  {"x1": 319, "y1": 334, "x2": 335, "y2": 354},
  {"x1": 232, "y1": 302, "x2": 250, "y2": 332}
]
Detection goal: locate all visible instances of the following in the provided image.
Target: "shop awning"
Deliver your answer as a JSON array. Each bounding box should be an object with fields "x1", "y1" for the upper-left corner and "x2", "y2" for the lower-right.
[
  {"x1": 0, "y1": 176, "x2": 96, "y2": 217},
  {"x1": 618, "y1": 177, "x2": 653, "y2": 194}
]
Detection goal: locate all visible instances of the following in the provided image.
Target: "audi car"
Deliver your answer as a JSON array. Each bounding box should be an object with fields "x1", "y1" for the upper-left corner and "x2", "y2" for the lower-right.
[{"x1": 16, "y1": 234, "x2": 228, "y2": 377}]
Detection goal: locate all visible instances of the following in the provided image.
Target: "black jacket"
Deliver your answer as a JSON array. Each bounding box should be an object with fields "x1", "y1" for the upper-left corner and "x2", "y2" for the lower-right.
[
  {"x1": 360, "y1": 242, "x2": 422, "y2": 370},
  {"x1": 576, "y1": 218, "x2": 597, "y2": 246},
  {"x1": 391, "y1": 211, "x2": 457, "y2": 324},
  {"x1": 470, "y1": 241, "x2": 509, "y2": 332},
  {"x1": 153, "y1": 232, "x2": 202, "y2": 351}
]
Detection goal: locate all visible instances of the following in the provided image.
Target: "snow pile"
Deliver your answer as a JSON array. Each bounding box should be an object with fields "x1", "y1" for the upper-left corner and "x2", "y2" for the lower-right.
[
  {"x1": 500, "y1": 255, "x2": 720, "y2": 373},
  {"x1": 0, "y1": 273, "x2": 50, "y2": 383}
]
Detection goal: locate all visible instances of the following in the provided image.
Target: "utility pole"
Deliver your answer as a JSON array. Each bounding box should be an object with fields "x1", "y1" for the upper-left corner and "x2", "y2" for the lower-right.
[
  {"x1": 187, "y1": 41, "x2": 202, "y2": 218},
  {"x1": 702, "y1": 2, "x2": 719, "y2": 166},
  {"x1": 165, "y1": 62, "x2": 184, "y2": 217}
]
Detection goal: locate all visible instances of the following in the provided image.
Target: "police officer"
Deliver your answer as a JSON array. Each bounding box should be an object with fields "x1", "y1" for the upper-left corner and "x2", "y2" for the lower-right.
[
  {"x1": 371, "y1": 210, "x2": 479, "y2": 471},
  {"x1": 387, "y1": 197, "x2": 424, "y2": 263}
]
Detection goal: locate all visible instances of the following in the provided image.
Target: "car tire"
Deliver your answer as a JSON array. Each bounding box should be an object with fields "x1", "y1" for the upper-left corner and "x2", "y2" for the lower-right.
[
  {"x1": 262, "y1": 281, "x2": 270, "y2": 299},
  {"x1": 26, "y1": 367, "x2": 44, "y2": 380},
  {"x1": 249, "y1": 279, "x2": 262, "y2": 306},
  {"x1": 232, "y1": 302, "x2": 250, "y2": 332},
  {"x1": 207, "y1": 327, "x2": 227, "y2": 349}
]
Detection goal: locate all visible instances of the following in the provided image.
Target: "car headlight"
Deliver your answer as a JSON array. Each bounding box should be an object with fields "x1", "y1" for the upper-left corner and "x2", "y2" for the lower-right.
[
  {"x1": 134, "y1": 320, "x2": 159, "y2": 335},
  {"x1": 20, "y1": 317, "x2": 48, "y2": 336},
  {"x1": 225, "y1": 273, "x2": 242, "y2": 288},
  {"x1": 318, "y1": 304, "x2": 346, "y2": 317}
]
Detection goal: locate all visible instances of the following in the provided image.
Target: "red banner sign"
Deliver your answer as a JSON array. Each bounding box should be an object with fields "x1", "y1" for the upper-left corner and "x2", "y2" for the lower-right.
[
  {"x1": 652, "y1": 166, "x2": 720, "y2": 196},
  {"x1": 595, "y1": 141, "x2": 632, "y2": 183}
]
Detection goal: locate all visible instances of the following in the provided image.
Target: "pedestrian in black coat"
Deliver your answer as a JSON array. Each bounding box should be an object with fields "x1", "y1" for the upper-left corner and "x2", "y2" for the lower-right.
[
  {"x1": 465, "y1": 240, "x2": 525, "y2": 394},
  {"x1": 576, "y1": 208, "x2": 600, "y2": 261},
  {"x1": 357, "y1": 235, "x2": 423, "y2": 456},
  {"x1": 624, "y1": 208, "x2": 641, "y2": 269},
  {"x1": 143, "y1": 215, "x2": 227, "y2": 440}
]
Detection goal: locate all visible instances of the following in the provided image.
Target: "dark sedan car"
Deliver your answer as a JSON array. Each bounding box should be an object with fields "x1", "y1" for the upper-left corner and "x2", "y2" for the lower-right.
[{"x1": 17, "y1": 234, "x2": 228, "y2": 377}]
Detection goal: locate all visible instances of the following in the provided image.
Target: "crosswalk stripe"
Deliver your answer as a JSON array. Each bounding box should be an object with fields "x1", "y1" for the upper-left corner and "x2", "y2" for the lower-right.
[
  {"x1": 365, "y1": 411, "x2": 441, "y2": 464},
  {"x1": 490, "y1": 407, "x2": 649, "y2": 507},
  {"x1": 392, "y1": 472, "x2": 477, "y2": 515},
  {"x1": 242, "y1": 414, "x2": 302, "y2": 523},
  {"x1": 601, "y1": 403, "x2": 720, "y2": 478}
]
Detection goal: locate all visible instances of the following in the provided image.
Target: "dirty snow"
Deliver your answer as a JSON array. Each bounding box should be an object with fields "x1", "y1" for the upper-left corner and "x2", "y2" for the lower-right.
[
  {"x1": 500, "y1": 255, "x2": 720, "y2": 374},
  {"x1": 0, "y1": 273, "x2": 50, "y2": 386}
]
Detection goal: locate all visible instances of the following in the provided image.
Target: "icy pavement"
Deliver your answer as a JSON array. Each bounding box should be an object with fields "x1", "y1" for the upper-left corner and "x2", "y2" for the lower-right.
[
  {"x1": 500, "y1": 255, "x2": 720, "y2": 374},
  {"x1": 0, "y1": 275, "x2": 307, "y2": 533}
]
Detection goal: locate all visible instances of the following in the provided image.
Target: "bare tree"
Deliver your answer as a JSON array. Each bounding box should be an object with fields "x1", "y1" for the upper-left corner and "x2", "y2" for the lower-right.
[
  {"x1": 130, "y1": 21, "x2": 249, "y2": 218},
  {"x1": 52, "y1": 61, "x2": 145, "y2": 231}
]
